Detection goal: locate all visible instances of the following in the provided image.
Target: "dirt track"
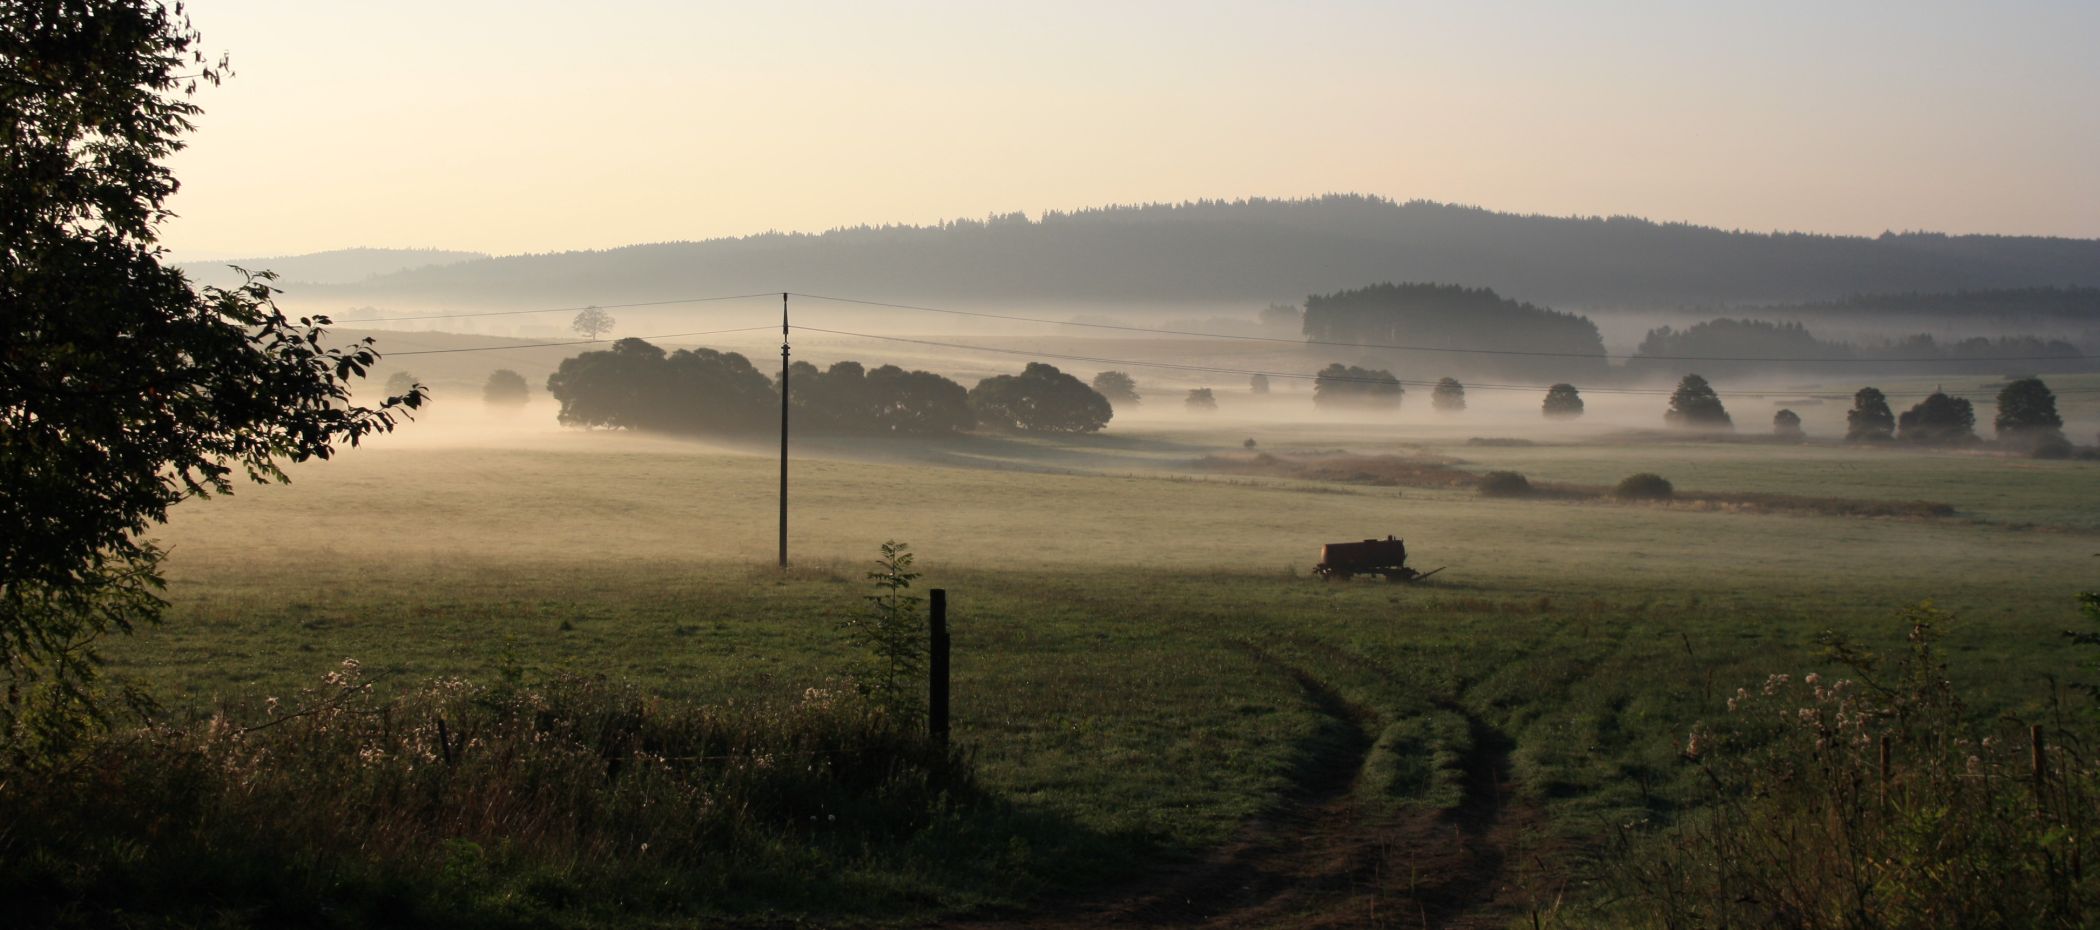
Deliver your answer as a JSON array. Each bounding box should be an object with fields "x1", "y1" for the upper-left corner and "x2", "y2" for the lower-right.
[{"x1": 947, "y1": 648, "x2": 1555, "y2": 930}]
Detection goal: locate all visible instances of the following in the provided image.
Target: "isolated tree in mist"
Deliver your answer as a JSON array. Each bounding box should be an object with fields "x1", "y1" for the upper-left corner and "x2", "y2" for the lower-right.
[
  {"x1": 1091, "y1": 370, "x2": 1139, "y2": 406},
  {"x1": 1664, "y1": 374, "x2": 1733, "y2": 430},
  {"x1": 1186, "y1": 388, "x2": 1218, "y2": 412},
  {"x1": 1249, "y1": 373, "x2": 1270, "y2": 395},
  {"x1": 1846, "y1": 387, "x2": 1896, "y2": 441},
  {"x1": 385, "y1": 370, "x2": 421, "y2": 398},
  {"x1": 969, "y1": 363, "x2": 1113, "y2": 433},
  {"x1": 1994, "y1": 377, "x2": 2064, "y2": 450},
  {"x1": 1432, "y1": 377, "x2": 1466, "y2": 412},
  {"x1": 571, "y1": 305, "x2": 615, "y2": 341},
  {"x1": 1542, "y1": 383, "x2": 1584, "y2": 419},
  {"x1": 1313, "y1": 363, "x2": 1403, "y2": 409},
  {"x1": 1773, "y1": 408, "x2": 1805, "y2": 440},
  {"x1": 1, "y1": 0, "x2": 422, "y2": 743},
  {"x1": 1897, "y1": 390, "x2": 1976, "y2": 445},
  {"x1": 482, "y1": 369, "x2": 529, "y2": 408}
]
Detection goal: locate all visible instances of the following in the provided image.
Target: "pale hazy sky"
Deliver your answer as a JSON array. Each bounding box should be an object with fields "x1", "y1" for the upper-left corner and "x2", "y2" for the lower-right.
[{"x1": 162, "y1": 0, "x2": 2100, "y2": 259}]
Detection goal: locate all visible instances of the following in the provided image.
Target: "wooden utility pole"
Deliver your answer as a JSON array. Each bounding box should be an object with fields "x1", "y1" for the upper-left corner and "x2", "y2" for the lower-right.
[
  {"x1": 779, "y1": 292, "x2": 789, "y2": 569},
  {"x1": 929, "y1": 589, "x2": 950, "y2": 748}
]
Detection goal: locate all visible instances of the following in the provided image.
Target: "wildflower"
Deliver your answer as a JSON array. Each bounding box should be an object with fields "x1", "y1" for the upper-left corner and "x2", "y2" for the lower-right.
[
  {"x1": 1966, "y1": 755, "x2": 1984, "y2": 777},
  {"x1": 1763, "y1": 674, "x2": 1790, "y2": 696},
  {"x1": 1683, "y1": 725, "x2": 1707, "y2": 760},
  {"x1": 1804, "y1": 672, "x2": 1821, "y2": 687}
]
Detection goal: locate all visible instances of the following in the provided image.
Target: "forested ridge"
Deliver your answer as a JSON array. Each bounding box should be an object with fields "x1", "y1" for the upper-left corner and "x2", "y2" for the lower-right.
[{"x1": 304, "y1": 196, "x2": 2100, "y2": 309}]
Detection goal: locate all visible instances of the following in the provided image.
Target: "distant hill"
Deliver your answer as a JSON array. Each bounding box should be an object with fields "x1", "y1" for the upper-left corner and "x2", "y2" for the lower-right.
[
  {"x1": 299, "y1": 196, "x2": 2100, "y2": 310},
  {"x1": 179, "y1": 248, "x2": 488, "y2": 290}
]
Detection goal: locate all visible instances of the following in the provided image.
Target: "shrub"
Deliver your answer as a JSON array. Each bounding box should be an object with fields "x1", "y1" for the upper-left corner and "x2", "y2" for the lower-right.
[
  {"x1": 1185, "y1": 388, "x2": 1218, "y2": 411},
  {"x1": 2031, "y1": 435, "x2": 2074, "y2": 459},
  {"x1": 1476, "y1": 471, "x2": 1532, "y2": 497},
  {"x1": 1614, "y1": 473, "x2": 1674, "y2": 500},
  {"x1": 1772, "y1": 408, "x2": 1804, "y2": 440}
]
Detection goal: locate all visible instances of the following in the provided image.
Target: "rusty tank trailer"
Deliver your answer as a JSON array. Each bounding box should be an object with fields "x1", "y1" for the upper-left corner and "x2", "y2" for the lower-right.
[{"x1": 1314, "y1": 535, "x2": 1442, "y2": 582}]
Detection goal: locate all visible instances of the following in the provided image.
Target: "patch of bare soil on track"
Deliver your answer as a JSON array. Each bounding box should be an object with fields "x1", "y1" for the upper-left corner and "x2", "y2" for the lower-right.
[{"x1": 944, "y1": 648, "x2": 1553, "y2": 930}]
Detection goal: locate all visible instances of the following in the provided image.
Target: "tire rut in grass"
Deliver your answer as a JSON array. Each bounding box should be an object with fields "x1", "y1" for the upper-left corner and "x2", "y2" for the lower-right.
[
  {"x1": 945, "y1": 636, "x2": 1552, "y2": 930},
  {"x1": 1083, "y1": 643, "x2": 1377, "y2": 927},
  {"x1": 1256, "y1": 636, "x2": 1544, "y2": 930}
]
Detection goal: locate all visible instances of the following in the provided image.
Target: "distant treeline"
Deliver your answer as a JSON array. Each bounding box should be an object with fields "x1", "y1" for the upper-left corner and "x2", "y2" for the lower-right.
[
  {"x1": 1634, "y1": 318, "x2": 2093, "y2": 376},
  {"x1": 1303, "y1": 283, "x2": 1608, "y2": 379},
  {"x1": 1722, "y1": 286, "x2": 2100, "y2": 326},
  {"x1": 546, "y1": 340, "x2": 1113, "y2": 437},
  {"x1": 303, "y1": 195, "x2": 2100, "y2": 309}
]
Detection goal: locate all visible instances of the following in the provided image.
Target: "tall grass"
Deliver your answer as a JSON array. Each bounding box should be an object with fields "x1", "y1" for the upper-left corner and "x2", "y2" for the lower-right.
[
  {"x1": 0, "y1": 662, "x2": 975, "y2": 927},
  {"x1": 1594, "y1": 603, "x2": 2100, "y2": 929}
]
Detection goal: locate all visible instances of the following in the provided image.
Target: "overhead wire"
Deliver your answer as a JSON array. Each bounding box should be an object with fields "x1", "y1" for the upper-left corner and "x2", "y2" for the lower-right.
[
  {"x1": 385, "y1": 325, "x2": 777, "y2": 357},
  {"x1": 328, "y1": 292, "x2": 779, "y2": 325}
]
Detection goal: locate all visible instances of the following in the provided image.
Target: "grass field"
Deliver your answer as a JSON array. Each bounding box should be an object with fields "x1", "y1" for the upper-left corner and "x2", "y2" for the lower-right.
[{"x1": 101, "y1": 408, "x2": 2100, "y2": 922}]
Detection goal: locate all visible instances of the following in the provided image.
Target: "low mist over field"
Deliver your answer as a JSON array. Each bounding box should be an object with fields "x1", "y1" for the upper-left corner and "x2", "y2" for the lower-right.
[{"x1": 10, "y1": 2, "x2": 2100, "y2": 928}]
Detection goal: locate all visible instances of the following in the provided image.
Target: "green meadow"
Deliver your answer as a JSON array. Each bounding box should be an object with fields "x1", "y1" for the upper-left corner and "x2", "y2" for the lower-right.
[{"x1": 91, "y1": 409, "x2": 2098, "y2": 921}]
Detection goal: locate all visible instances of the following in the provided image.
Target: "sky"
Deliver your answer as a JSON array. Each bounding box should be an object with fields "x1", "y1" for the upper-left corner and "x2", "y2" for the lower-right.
[{"x1": 161, "y1": 0, "x2": 2100, "y2": 259}]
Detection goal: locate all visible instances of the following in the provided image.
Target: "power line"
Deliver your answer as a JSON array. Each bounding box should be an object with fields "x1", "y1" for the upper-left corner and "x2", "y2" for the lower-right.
[
  {"x1": 788, "y1": 291, "x2": 2095, "y2": 365},
  {"x1": 384, "y1": 325, "x2": 777, "y2": 356},
  {"x1": 332, "y1": 292, "x2": 778, "y2": 325}
]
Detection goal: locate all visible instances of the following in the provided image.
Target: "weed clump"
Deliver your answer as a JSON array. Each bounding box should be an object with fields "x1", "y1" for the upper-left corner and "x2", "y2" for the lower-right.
[
  {"x1": 1613, "y1": 473, "x2": 1675, "y2": 500},
  {"x1": 0, "y1": 662, "x2": 976, "y2": 926},
  {"x1": 1601, "y1": 602, "x2": 2100, "y2": 928},
  {"x1": 1476, "y1": 471, "x2": 1533, "y2": 498}
]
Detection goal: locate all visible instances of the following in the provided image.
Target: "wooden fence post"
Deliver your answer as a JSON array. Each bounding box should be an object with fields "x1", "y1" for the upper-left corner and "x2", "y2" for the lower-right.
[
  {"x1": 2032, "y1": 724, "x2": 2047, "y2": 796},
  {"x1": 929, "y1": 589, "x2": 950, "y2": 749}
]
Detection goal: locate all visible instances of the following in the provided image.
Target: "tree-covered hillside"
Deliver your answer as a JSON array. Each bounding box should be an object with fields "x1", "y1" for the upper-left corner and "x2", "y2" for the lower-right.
[{"x1": 301, "y1": 196, "x2": 2100, "y2": 309}]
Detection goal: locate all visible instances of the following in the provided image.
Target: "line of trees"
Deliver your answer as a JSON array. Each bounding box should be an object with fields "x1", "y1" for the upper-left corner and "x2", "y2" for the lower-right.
[
  {"x1": 1313, "y1": 364, "x2": 1403, "y2": 408},
  {"x1": 547, "y1": 341, "x2": 1115, "y2": 437},
  {"x1": 1659, "y1": 373, "x2": 2072, "y2": 453},
  {"x1": 1843, "y1": 377, "x2": 2067, "y2": 452},
  {"x1": 1635, "y1": 318, "x2": 2093, "y2": 377}
]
